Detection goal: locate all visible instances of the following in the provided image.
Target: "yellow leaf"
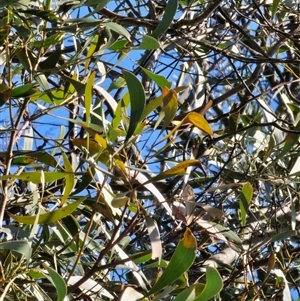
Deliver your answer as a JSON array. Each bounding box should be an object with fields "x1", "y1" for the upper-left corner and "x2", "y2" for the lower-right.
[
  {"x1": 183, "y1": 112, "x2": 213, "y2": 136},
  {"x1": 145, "y1": 159, "x2": 201, "y2": 183},
  {"x1": 161, "y1": 87, "x2": 178, "y2": 130},
  {"x1": 183, "y1": 227, "x2": 197, "y2": 249},
  {"x1": 173, "y1": 86, "x2": 189, "y2": 93}
]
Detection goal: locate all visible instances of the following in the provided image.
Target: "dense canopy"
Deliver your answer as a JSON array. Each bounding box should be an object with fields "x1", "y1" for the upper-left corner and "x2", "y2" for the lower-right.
[{"x1": 0, "y1": 0, "x2": 300, "y2": 300}]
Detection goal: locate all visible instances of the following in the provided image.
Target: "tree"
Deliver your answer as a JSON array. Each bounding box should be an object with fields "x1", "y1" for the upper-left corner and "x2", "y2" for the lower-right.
[{"x1": 0, "y1": 0, "x2": 300, "y2": 300}]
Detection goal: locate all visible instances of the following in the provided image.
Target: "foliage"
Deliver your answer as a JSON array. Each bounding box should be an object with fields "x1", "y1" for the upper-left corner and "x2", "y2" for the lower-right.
[{"x1": 0, "y1": 0, "x2": 300, "y2": 300}]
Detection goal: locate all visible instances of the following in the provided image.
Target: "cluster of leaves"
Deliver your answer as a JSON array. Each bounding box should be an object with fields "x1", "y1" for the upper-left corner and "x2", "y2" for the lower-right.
[{"x1": 0, "y1": 0, "x2": 300, "y2": 300}]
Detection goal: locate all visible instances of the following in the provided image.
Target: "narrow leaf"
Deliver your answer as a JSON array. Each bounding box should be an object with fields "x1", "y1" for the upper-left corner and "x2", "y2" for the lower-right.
[
  {"x1": 145, "y1": 228, "x2": 196, "y2": 297},
  {"x1": 132, "y1": 171, "x2": 173, "y2": 217},
  {"x1": 172, "y1": 284, "x2": 205, "y2": 301},
  {"x1": 151, "y1": 0, "x2": 178, "y2": 38},
  {"x1": 146, "y1": 159, "x2": 202, "y2": 183},
  {"x1": 44, "y1": 265, "x2": 67, "y2": 301},
  {"x1": 239, "y1": 182, "x2": 253, "y2": 227},
  {"x1": 104, "y1": 22, "x2": 131, "y2": 41},
  {"x1": 8, "y1": 198, "x2": 85, "y2": 225},
  {"x1": 0, "y1": 172, "x2": 67, "y2": 183},
  {"x1": 193, "y1": 267, "x2": 223, "y2": 301},
  {"x1": 141, "y1": 67, "x2": 171, "y2": 89},
  {"x1": 161, "y1": 87, "x2": 178, "y2": 131},
  {"x1": 183, "y1": 112, "x2": 213, "y2": 136},
  {"x1": 145, "y1": 216, "x2": 162, "y2": 262},
  {"x1": 271, "y1": 0, "x2": 280, "y2": 18},
  {"x1": 85, "y1": 71, "x2": 96, "y2": 127},
  {"x1": 60, "y1": 152, "x2": 75, "y2": 205},
  {"x1": 141, "y1": 95, "x2": 163, "y2": 119},
  {"x1": 122, "y1": 70, "x2": 146, "y2": 141}
]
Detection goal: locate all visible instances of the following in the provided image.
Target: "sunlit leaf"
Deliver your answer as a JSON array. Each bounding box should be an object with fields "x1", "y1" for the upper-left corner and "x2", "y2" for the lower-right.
[
  {"x1": 146, "y1": 159, "x2": 202, "y2": 183},
  {"x1": 11, "y1": 84, "x2": 36, "y2": 98},
  {"x1": 141, "y1": 95, "x2": 163, "y2": 119},
  {"x1": 141, "y1": 67, "x2": 171, "y2": 89},
  {"x1": 85, "y1": 35, "x2": 99, "y2": 70},
  {"x1": 193, "y1": 267, "x2": 223, "y2": 301},
  {"x1": 172, "y1": 284, "x2": 205, "y2": 301},
  {"x1": 0, "y1": 172, "x2": 67, "y2": 183},
  {"x1": 145, "y1": 228, "x2": 196, "y2": 296},
  {"x1": 271, "y1": 0, "x2": 280, "y2": 18},
  {"x1": 60, "y1": 152, "x2": 75, "y2": 205},
  {"x1": 118, "y1": 287, "x2": 144, "y2": 301},
  {"x1": 137, "y1": 35, "x2": 160, "y2": 50},
  {"x1": 161, "y1": 87, "x2": 178, "y2": 131},
  {"x1": 239, "y1": 182, "x2": 253, "y2": 227},
  {"x1": 68, "y1": 276, "x2": 114, "y2": 299},
  {"x1": 85, "y1": 71, "x2": 96, "y2": 128},
  {"x1": 8, "y1": 198, "x2": 85, "y2": 225},
  {"x1": 183, "y1": 112, "x2": 213, "y2": 136}
]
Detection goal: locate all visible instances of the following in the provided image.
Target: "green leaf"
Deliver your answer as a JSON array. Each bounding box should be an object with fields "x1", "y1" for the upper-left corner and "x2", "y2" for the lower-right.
[
  {"x1": 12, "y1": 25, "x2": 31, "y2": 41},
  {"x1": 277, "y1": 133, "x2": 299, "y2": 161},
  {"x1": 151, "y1": 0, "x2": 178, "y2": 38},
  {"x1": 271, "y1": 0, "x2": 280, "y2": 18},
  {"x1": 141, "y1": 67, "x2": 171, "y2": 89},
  {"x1": 85, "y1": 35, "x2": 99, "y2": 70},
  {"x1": 172, "y1": 284, "x2": 205, "y2": 301},
  {"x1": 104, "y1": 22, "x2": 131, "y2": 41},
  {"x1": 213, "y1": 223, "x2": 243, "y2": 246},
  {"x1": 239, "y1": 182, "x2": 253, "y2": 227},
  {"x1": 109, "y1": 39, "x2": 129, "y2": 51},
  {"x1": 19, "y1": 9, "x2": 60, "y2": 21},
  {"x1": 60, "y1": 152, "x2": 75, "y2": 205},
  {"x1": 122, "y1": 70, "x2": 146, "y2": 141},
  {"x1": 44, "y1": 265, "x2": 67, "y2": 301},
  {"x1": 8, "y1": 197, "x2": 85, "y2": 225},
  {"x1": 193, "y1": 267, "x2": 223, "y2": 301},
  {"x1": 32, "y1": 32, "x2": 64, "y2": 48},
  {"x1": 61, "y1": 74, "x2": 86, "y2": 97},
  {"x1": 137, "y1": 35, "x2": 160, "y2": 50},
  {"x1": 11, "y1": 84, "x2": 37, "y2": 98},
  {"x1": 11, "y1": 156, "x2": 36, "y2": 165},
  {"x1": 0, "y1": 241, "x2": 32, "y2": 265},
  {"x1": 141, "y1": 95, "x2": 163, "y2": 119},
  {"x1": 39, "y1": 48, "x2": 61, "y2": 77},
  {"x1": 107, "y1": 76, "x2": 126, "y2": 92},
  {"x1": 145, "y1": 228, "x2": 196, "y2": 297},
  {"x1": 34, "y1": 151, "x2": 58, "y2": 168},
  {"x1": 0, "y1": 171, "x2": 67, "y2": 183},
  {"x1": 270, "y1": 230, "x2": 295, "y2": 243},
  {"x1": 85, "y1": 71, "x2": 96, "y2": 127}
]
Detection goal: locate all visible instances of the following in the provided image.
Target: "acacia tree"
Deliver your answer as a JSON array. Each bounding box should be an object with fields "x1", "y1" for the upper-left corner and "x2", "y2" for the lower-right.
[{"x1": 0, "y1": 0, "x2": 300, "y2": 300}]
